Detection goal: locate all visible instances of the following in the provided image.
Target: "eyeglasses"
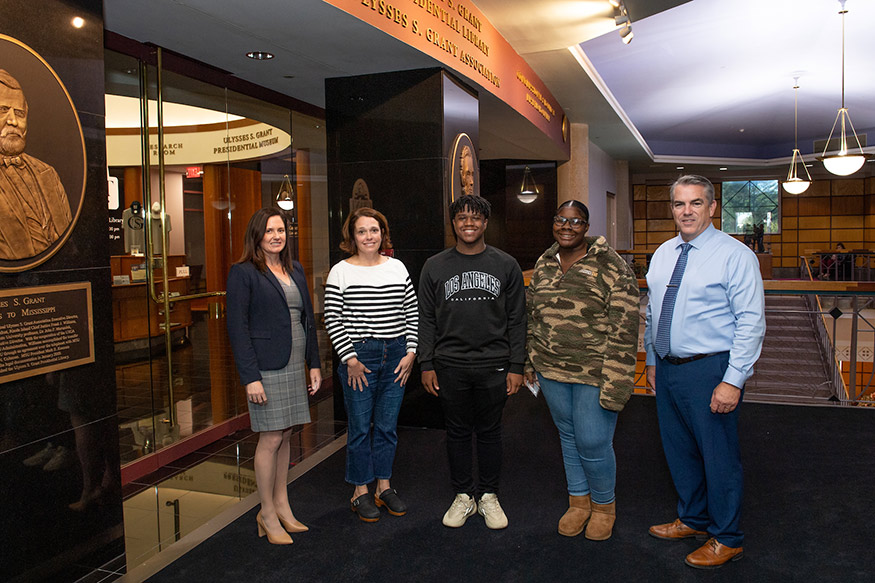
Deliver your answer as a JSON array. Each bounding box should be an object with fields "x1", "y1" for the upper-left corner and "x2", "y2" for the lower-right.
[{"x1": 553, "y1": 216, "x2": 587, "y2": 228}]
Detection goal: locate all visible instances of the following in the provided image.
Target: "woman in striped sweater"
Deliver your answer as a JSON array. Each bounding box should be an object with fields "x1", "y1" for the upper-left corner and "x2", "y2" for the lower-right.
[{"x1": 325, "y1": 207, "x2": 418, "y2": 522}]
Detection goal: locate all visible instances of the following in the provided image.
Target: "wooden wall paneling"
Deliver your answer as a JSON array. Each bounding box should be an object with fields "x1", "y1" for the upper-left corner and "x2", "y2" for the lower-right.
[
  {"x1": 646, "y1": 219, "x2": 676, "y2": 231},
  {"x1": 832, "y1": 178, "x2": 864, "y2": 196},
  {"x1": 647, "y1": 201, "x2": 672, "y2": 219},
  {"x1": 799, "y1": 216, "x2": 831, "y2": 229},
  {"x1": 646, "y1": 185, "x2": 669, "y2": 201},
  {"x1": 634, "y1": 201, "x2": 647, "y2": 217},
  {"x1": 832, "y1": 230, "x2": 864, "y2": 244},
  {"x1": 798, "y1": 197, "x2": 831, "y2": 216},
  {"x1": 832, "y1": 196, "x2": 864, "y2": 215},
  {"x1": 633, "y1": 184, "x2": 647, "y2": 200},
  {"x1": 228, "y1": 167, "x2": 262, "y2": 281},
  {"x1": 202, "y1": 164, "x2": 230, "y2": 295},
  {"x1": 799, "y1": 181, "x2": 830, "y2": 197},
  {"x1": 123, "y1": 167, "x2": 143, "y2": 208},
  {"x1": 832, "y1": 215, "x2": 864, "y2": 228},
  {"x1": 797, "y1": 229, "x2": 831, "y2": 243},
  {"x1": 647, "y1": 231, "x2": 674, "y2": 245}
]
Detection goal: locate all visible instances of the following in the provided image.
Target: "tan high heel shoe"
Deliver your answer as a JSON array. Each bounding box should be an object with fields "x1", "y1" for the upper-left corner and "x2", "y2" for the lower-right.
[
  {"x1": 278, "y1": 515, "x2": 309, "y2": 533},
  {"x1": 257, "y1": 511, "x2": 293, "y2": 545}
]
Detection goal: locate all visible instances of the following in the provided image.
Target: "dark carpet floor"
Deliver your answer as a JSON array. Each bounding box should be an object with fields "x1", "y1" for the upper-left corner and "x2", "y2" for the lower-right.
[{"x1": 148, "y1": 393, "x2": 875, "y2": 583}]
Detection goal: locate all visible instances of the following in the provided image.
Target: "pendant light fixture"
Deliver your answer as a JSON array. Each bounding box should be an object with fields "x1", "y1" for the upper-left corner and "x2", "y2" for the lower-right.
[
  {"x1": 275, "y1": 174, "x2": 295, "y2": 210},
  {"x1": 783, "y1": 80, "x2": 812, "y2": 195},
  {"x1": 518, "y1": 166, "x2": 539, "y2": 204},
  {"x1": 819, "y1": 0, "x2": 868, "y2": 176}
]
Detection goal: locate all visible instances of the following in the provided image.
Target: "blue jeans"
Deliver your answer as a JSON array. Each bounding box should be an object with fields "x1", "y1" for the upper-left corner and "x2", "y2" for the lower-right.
[
  {"x1": 338, "y1": 337, "x2": 407, "y2": 485},
  {"x1": 538, "y1": 374, "x2": 619, "y2": 504}
]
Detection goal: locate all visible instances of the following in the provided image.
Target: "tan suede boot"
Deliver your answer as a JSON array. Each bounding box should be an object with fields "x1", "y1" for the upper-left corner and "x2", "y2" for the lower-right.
[
  {"x1": 585, "y1": 500, "x2": 616, "y2": 541},
  {"x1": 557, "y1": 494, "x2": 591, "y2": 537}
]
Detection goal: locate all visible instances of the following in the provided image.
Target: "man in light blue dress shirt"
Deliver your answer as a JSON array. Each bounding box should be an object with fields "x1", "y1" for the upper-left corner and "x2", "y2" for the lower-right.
[{"x1": 644, "y1": 175, "x2": 765, "y2": 569}]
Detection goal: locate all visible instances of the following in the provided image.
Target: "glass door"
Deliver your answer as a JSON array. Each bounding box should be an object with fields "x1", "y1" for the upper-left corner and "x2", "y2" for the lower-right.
[{"x1": 106, "y1": 49, "x2": 302, "y2": 464}]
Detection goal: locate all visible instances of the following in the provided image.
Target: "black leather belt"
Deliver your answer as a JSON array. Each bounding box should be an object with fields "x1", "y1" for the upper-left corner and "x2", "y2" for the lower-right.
[{"x1": 663, "y1": 353, "x2": 717, "y2": 365}]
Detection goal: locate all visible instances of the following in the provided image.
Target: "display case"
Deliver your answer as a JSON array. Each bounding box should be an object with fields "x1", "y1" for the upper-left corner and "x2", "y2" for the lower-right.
[{"x1": 110, "y1": 254, "x2": 192, "y2": 342}]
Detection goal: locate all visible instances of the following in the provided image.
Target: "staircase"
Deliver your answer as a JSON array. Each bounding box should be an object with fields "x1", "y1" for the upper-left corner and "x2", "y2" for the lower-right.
[{"x1": 745, "y1": 295, "x2": 836, "y2": 404}]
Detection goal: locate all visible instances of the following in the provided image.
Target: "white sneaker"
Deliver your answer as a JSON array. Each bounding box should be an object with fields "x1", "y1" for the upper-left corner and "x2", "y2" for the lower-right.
[
  {"x1": 478, "y1": 493, "x2": 508, "y2": 530},
  {"x1": 442, "y1": 493, "x2": 477, "y2": 527}
]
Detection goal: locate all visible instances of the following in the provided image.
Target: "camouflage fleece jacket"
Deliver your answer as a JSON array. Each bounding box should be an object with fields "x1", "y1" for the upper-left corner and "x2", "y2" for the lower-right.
[{"x1": 526, "y1": 237, "x2": 640, "y2": 411}]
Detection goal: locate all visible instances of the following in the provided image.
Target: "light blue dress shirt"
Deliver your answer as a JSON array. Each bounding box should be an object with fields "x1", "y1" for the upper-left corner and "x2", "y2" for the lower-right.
[{"x1": 645, "y1": 224, "x2": 766, "y2": 389}]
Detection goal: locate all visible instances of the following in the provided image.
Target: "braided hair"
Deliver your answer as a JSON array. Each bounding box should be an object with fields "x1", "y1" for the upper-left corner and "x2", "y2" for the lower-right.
[{"x1": 450, "y1": 194, "x2": 491, "y2": 220}]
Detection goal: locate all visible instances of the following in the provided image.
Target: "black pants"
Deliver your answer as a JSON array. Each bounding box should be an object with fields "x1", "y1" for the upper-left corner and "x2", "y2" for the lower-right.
[{"x1": 436, "y1": 365, "x2": 508, "y2": 497}]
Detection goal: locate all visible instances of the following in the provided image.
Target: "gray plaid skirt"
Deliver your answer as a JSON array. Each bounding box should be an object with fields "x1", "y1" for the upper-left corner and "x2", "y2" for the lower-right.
[{"x1": 248, "y1": 278, "x2": 311, "y2": 432}]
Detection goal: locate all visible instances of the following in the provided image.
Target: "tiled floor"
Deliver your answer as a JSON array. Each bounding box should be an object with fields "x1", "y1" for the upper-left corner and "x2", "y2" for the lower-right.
[
  {"x1": 104, "y1": 308, "x2": 343, "y2": 580},
  {"x1": 119, "y1": 396, "x2": 345, "y2": 576}
]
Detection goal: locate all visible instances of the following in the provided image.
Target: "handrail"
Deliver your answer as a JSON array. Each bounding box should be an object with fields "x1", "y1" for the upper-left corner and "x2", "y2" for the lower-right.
[{"x1": 800, "y1": 256, "x2": 849, "y2": 402}]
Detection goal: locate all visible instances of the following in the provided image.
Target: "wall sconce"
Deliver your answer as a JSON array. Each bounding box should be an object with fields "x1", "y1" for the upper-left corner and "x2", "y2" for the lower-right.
[
  {"x1": 276, "y1": 174, "x2": 295, "y2": 210},
  {"x1": 518, "y1": 166, "x2": 539, "y2": 204}
]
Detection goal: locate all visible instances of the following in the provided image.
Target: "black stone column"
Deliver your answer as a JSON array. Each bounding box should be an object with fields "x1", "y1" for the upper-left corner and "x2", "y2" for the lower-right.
[
  {"x1": 325, "y1": 68, "x2": 479, "y2": 429},
  {"x1": 0, "y1": 2, "x2": 122, "y2": 581}
]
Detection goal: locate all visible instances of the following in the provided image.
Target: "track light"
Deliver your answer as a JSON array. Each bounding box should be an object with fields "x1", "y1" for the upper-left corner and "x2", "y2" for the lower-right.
[{"x1": 613, "y1": 2, "x2": 633, "y2": 45}]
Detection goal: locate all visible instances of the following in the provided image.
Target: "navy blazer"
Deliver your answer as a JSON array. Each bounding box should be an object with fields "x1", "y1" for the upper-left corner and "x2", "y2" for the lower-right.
[{"x1": 226, "y1": 260, "x2": 321, "y2": 385}]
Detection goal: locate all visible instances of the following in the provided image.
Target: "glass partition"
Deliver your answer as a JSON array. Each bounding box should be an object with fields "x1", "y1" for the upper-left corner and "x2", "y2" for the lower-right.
[{"x1": 105, "y1": 49, "x2": 331, "y2": 466}]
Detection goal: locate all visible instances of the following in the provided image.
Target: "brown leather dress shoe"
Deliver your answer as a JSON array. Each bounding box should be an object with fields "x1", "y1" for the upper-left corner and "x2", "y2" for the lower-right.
[
  {"x1": 648, "y1": 518, "x2": 708, "y2": 540},
  {"x1": 685, "y1": 538, "x2": 743, "y2": 569}
]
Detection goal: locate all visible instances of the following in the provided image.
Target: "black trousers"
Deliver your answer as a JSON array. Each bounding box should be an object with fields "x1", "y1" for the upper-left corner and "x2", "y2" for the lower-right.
[{"x1": 436, "y1": 365, "x2": 508, "y2": 497}]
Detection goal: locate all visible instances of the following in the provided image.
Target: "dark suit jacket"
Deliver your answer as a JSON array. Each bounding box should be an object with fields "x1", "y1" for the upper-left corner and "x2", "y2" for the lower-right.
[{"x1": 226, "y1": 260, "x2": 321, "y2": 385}]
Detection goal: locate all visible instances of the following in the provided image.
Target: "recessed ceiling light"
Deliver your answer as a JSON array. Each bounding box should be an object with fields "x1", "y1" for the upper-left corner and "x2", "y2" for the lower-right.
[
  {"x1": 739, "y1": 128, "x2": 745, "y2": 133},
  {"x1": 676, "y1": 166, "x2": 684, "y2": 170},
  {"x1": 71, "y1": 16, "x2": 85, "y2": 28},
  {"x1": 246, "y1": 51, "x2": 274, "y2": 60},
  {"x1": 719, "y1": 167, "x2": 728, "y2": 171}
]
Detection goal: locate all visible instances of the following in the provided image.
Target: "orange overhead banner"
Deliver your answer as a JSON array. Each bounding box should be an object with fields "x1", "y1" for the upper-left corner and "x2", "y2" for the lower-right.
[{"x1": 325, "y1": 0, "x2": 569, "y2": 157}]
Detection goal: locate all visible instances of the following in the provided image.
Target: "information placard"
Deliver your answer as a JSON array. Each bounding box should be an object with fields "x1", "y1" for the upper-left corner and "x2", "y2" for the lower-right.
[{"x1": 0, "y1": 282, "x2": 95, "y2": 383}]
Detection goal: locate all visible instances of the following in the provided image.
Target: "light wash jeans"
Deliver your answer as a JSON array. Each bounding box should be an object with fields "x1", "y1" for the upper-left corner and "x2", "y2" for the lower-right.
[{"x1": 538, "y1": 374, "x2": 618, "y2": 504}]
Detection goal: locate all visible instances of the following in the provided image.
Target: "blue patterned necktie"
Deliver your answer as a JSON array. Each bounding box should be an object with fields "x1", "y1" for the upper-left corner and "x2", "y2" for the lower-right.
[{"x1": 655, "y1": 243, "x2": 691, "y2": 358}]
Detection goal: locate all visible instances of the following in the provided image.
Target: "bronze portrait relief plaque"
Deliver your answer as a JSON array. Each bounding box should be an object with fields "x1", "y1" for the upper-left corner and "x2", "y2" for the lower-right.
[
  {"x1": 449, "y1": 132, "x2": 478, "y2": 203},
  {"x1": 0, "y1": 34, "x2": 86, "y2": 272}
]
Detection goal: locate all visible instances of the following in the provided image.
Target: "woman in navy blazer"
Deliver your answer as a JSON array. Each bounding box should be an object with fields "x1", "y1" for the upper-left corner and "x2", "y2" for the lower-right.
[{"x1": 227, "y1": 207, "x2": 321, "y2": 545}]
